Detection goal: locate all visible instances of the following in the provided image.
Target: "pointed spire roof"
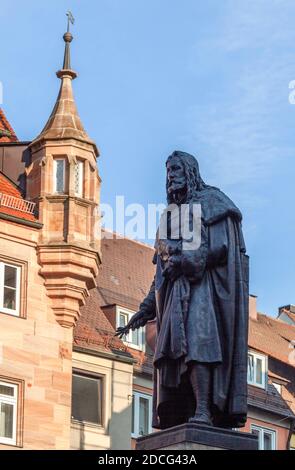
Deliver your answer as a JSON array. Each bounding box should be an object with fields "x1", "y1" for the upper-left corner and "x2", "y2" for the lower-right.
[
  {"x1": 0, "y1": 108, "x2": 18, "y2": 143},
  {"x1": 31, "y1": 19, "x2": 98, "y2": 155}
]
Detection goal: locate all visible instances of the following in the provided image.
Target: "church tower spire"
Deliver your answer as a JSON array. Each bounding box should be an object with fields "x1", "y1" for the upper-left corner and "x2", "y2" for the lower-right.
[{"x1": 27, "y1": 15, "x2": 101, "y2": 328}]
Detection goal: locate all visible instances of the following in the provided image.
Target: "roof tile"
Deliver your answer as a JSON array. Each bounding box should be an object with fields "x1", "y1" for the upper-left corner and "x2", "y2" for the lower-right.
[
  {"x1": 0, "y1": 172, "x2": 36, "y2": 222},
  {"x1": 249, "y1": 313, "x2": 295, "y2": 363},
  {"x1": 0, "y1": 108, "x2": 18, "y2": 143}
]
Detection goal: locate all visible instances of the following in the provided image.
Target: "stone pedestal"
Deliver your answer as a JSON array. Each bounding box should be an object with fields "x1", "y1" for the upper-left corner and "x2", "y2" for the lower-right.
[{"x1": 136, "y1": 423, "x2": 258, "y2": 450}]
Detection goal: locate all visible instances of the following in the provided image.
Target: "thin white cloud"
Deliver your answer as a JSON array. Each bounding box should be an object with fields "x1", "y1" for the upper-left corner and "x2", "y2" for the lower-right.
[
  {"x1": 216, "y1": 0, "x2": 294, "y2": 52},
  {"x1": 185, "y1": 0, "x2": 295, "y2": 187}
]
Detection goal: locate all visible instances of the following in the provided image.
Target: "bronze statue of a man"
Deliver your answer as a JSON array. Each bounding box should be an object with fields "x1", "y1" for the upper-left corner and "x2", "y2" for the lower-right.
[{"x1": 116, "y1": 151, "x2": 249, "y2": 430}]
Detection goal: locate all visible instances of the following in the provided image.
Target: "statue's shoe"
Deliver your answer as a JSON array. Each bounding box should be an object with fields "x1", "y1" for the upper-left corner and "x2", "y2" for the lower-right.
[{"x1": 188, "y1": 413, "x2": 212, "y2": 426}]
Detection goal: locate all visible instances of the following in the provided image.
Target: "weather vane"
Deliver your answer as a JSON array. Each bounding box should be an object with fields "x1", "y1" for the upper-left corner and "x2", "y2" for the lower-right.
[{"x1": 66, "y1": 11, "x2": 75, "y2": 32}]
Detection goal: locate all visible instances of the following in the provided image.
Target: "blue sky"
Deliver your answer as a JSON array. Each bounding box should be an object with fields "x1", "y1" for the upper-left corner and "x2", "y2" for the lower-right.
[{"x1": 1, "y1": 0, "x2": 295, "y2": 317}]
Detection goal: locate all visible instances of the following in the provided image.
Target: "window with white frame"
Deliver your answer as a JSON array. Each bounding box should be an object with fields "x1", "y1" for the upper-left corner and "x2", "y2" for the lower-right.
[
  {"x1": 247, "y1": 351, "x2": 267, "y2": 388},
  {"x1": 0, "y1": 381, "x2": 18, "y2": 446},
  {"x1": 117, "y1": 307, "x2": 145, "y2": 351},
  {"x1": 74, "y1": 160, "x2": 84, "y2": 197},
  {"x1": 54, "y1": 158, "x2": 66, "y2": 193},
  {"x1": 251, "y1": 425, "x2": 276, "y2": 450},
  {"x1": 71, "y1": 373, "x2": 103, "y2": 425},
  {"x1": 0, "y1": 262, "x2": 21, "y2": 316},
  {"x1": 131, "y1": 392, "x2": 152, "y2": 438}
]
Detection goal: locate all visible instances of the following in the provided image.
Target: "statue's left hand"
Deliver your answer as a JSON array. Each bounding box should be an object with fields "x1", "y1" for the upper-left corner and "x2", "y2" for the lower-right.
[{"x1": 163, "y1": 254, "x2": 182, "y2": 282}]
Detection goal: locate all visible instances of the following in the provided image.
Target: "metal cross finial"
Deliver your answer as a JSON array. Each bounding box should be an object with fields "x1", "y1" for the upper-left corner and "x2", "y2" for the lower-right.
[
  {"x1": 59, "y1": 11, "x2": 76, "y2": 74},
  {"x1": 66, "y1": 11, "x2": 75, "y2": 32}
]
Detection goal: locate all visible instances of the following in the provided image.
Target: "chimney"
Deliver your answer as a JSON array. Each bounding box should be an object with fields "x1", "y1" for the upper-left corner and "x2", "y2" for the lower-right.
[{"x1": 249, "y1": 294, "x2": 257, "y2": 321}]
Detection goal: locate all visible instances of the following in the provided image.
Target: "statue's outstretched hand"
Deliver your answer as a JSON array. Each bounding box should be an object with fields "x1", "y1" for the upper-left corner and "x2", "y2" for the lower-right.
[
  {"x1": 115, "y1": 310, "x2": 148, "y2": 339},
  {"x1": 115, "y1": 325, "x2": 130, "y2": 339}
]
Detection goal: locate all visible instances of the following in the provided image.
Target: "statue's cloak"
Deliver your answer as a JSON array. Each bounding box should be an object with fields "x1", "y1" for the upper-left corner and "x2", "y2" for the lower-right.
[{"x1": 149, "y1": 186, "x2": 249, "y2": 429}]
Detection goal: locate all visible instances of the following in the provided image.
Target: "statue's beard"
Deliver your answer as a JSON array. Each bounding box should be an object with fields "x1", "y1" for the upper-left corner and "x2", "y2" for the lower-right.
[{"x1": 168, "y1": 180, "x2": 187, "y2": 203}]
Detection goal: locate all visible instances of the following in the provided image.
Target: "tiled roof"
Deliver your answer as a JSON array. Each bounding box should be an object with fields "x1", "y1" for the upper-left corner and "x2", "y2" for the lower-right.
[
  {"x1": 0, "y1": 108, "x2": 18, "y2": 143},
  {"x1": 0, "y1": 172, "x2": 36, "y2": 222},
  {"x1": 281, "y1": 386, "x2": 295, "y2": 414},
  {"x1": 74, "y1": 302, "x2": 153, "y2": 373},
  {"x1": 248, "y1": 382, "x2": 294, "y2": 419},
  {"x1": 248, "y1": 313, "x2": 295, "y2": 417},
  {"x1": 130, "y1": 347, "x2": 153, "y2": 376},
  {"x1": 249, "y1": 313, "x2": 295, "y2": 364},
  {"x1": 268, "y1": 370, "x2": 290, "y2": 383},
  {"x1": 74, "y1": 283, "x2": 129, "y2": 356},
  {"x1": 96, "y1": 232, "x2": 155, "y2": 311}
]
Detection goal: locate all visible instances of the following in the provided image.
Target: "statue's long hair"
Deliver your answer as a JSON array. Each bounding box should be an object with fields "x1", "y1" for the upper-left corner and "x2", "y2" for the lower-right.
[{"x1": 166, "y1": 151, "x2": 210, "y2": 204}]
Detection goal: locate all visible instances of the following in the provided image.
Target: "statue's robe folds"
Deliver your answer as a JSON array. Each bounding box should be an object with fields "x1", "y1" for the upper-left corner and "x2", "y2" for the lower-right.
[{"x1": 140, "y1": 187, "x2": 249, "y2": 429}]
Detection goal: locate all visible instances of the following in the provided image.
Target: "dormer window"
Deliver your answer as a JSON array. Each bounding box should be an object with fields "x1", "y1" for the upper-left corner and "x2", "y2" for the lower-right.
[
  {"x1": 74, "y1": 160, "x2": 83, "y2": 197},
  {"x1": 116, "y1": 307, "x2": 145, "y2": 351},
  {"x1": 247, "y1": 351, "x2": 267, "y2": 389},
  {"x1": 54, "y1": 158, "x2": 66, "y2": 193},
  {"x1": 272, "y1": 382, "x2": 282, "y2": 394}
]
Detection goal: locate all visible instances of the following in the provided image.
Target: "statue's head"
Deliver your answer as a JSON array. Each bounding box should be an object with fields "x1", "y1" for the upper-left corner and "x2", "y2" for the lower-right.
[{"x1": 166, "y1": 151, "x2": 207, "y2": 204}]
